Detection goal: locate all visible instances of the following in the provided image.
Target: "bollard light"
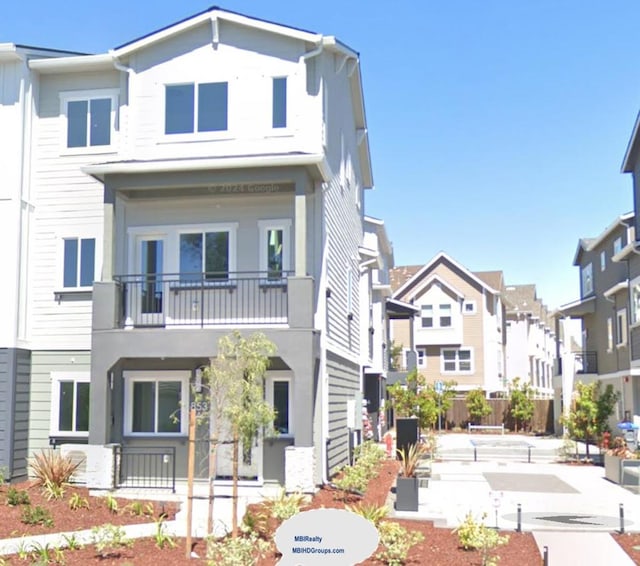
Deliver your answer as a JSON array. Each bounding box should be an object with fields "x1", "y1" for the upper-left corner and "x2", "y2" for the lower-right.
[
  {"x1": 516, "y1": 503, "x2": 521, "y2": 533},
  {"x1": 543, "y1": 545, "x2": 549, "y2": 566},
  {"x1": 620, "y1": 503, "x2": 625, "y2": 534}
]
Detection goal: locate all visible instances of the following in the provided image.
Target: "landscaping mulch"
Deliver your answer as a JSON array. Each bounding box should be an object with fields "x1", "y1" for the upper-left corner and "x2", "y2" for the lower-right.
[
  {"x1": 0, "y1": 481, "x2": 177, "y2": 539},
  {"x1": 613, "y1": 533, "x2": 640, "y2": 565}
]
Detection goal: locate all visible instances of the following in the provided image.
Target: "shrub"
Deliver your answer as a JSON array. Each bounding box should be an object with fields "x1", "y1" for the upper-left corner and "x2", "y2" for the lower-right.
[
  {"x1": 42, "y1": 479, "x2": 65, "y2": 501},
  {"x1": 6, "y1": 487, "x2": 30, "y2": 506},
  {"x1": 333, "y1": 464, "x2": 369, "y2": 496},
  {"x1": 206, "y1": 533, "x2": 270, "y2": 566},
  {"x1": 375, "y1": 520, "x2": 424, "y2": 565},
  {"x1": 153, "y1": 518, "x2": 176, "y2": 549},
  {"x1": 397, "y1": 443, "x2": 427, "y2": 478},
  {"x1": 91, "y1": 524, "x2": 132, "y2": 558},
  {"x1": 266, "y1": 489, "x2": 306, "y2": 521},
  {"x1": 354, "y1": 441, "x2": 386, "y2": 477},
  {"x1": 105, "y1": 493, "x2": 119, "y2": 514},
  {"x1": 21, "y1": 505, "x2": 54, "y2": 527},
  {"x1": 68, "y1": 493, "x2": 89, "y2": 511},
  {"x1": 29, "y1": 450, "x2": 82, "y2": 488},
  {"x1": 454, "y1": 512, "x2": 509, "y2": 566},
  {"x1": 346, "y1": 502, "x2": 388, "y2": 526}
]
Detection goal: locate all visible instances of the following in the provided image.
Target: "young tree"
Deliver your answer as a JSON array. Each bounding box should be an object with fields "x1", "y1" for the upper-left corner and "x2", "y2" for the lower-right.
[
  {"x1": 509, "y1": 378, "x2": 535, "y2": 433},
  {"x1": 466, "y1": 389, "x2": 492, "y2": 424},
  {"x1": 435, "y1": 380, "x2": 458, "y2": 430},
  {"x1": 198, "y1": 331, "x2": 277, "y2": 537},
  {"x1": 563, "y1": 380, "x2": 620, "y2": 459},
  {"x1": 387, "y1": 369, "x2": 439, "y2": 430}
]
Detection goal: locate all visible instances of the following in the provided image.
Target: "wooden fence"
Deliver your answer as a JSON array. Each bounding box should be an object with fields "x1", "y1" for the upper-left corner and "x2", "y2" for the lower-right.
[{"x1": 443, "y1": 399, "x2": 554, "y2": 433}]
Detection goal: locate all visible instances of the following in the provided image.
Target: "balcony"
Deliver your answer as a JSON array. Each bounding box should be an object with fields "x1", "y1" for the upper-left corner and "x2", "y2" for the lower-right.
[
  {"x1": 576, "y1": 351, "x2": 598, "y2": 374},
  {"x1": 114, "y1": 271, "x2": 292, "y2": 328}
]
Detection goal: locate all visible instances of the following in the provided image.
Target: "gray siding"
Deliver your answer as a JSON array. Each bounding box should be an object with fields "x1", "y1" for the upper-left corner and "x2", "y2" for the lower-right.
[
  {"x1": 29, "y1": 351, "x2": 91, "y2": 459},
  {"x1": 0, "y1": 349, "x2": 31, "y2": 481},
  {"x1": 326, "y1": 351, "x2": 360, "y2": 476}
]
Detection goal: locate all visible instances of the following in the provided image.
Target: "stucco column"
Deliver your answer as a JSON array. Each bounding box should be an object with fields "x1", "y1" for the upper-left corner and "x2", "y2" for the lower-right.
[
  {"x1": 88, "y1": 335, "x2": 113, "y2": 445},
  {"x1": 294, "y1": 180, "x2": 307, "y2": 277},
  {"x1": 102, "y1": 184, "x2": 115, "y2": 281}
]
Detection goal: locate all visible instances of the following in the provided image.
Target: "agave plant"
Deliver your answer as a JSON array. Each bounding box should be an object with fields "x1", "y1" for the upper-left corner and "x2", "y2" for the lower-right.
[{"x1": 397, "y1": 443, "x2": 427, "y2": 478}]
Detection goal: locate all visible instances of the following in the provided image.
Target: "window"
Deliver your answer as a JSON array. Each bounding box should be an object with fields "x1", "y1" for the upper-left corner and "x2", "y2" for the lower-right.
[
  {"x1": 581, "y1": 263, "x2": 593, "y2": 296},
  {"x1": 266, "y1": 375, "x2": 292, "y2": 435},
  {"x1": 417, "y1": 347, "x2": 427, "y2": 368},
  {"x1": 421, "y1": 305, "x2": 433, "y2": 328},
  {"x1": 165, "y1": 82, "x2": 228, "y2": 135},
  {"x1": 439, "y1": 304, "x2": 452, "y2": 327},
  {"x1": 607, "y1": 317, "x2": 613, "y2": 351},
  {"x1": 441, "y1": 348, "x2": 473, "y2": 373},
  {"x1": 632, "y1": 283, "x2": 640, "y2": 325},
  {"x1": 614, "y1": 237, "x2": 623, "y2": 255},
  {"x1": 124, "y1": 371, "x2": 188, "y2": 436},
  {"x1": 463, "y1": 300, "x2": 476, "y2": 315},
  {"x1": 600, "y1": 251, "x2": 606, "y2": 271},
  {"x1": 50, "y1": 373, "x2": 90, "y2": 436},
  {"x1": 179, "y1": 230, "x2": 230, "y2": 280},
  {"x1": 259, "y1": 220, "x2": 291, "y2": 279},
  {"x1": 617, "y1": 308, "x2": 628, "y2": 346},
  {"x1": 61, "y1": 90, "x2": 117, "y2": 150},
  {"x1": 272, "y1": 77, "x2": 287, "y2": 128},
  {"x1": 63, "y1": 237, "x2": 95, "y2": 289}
]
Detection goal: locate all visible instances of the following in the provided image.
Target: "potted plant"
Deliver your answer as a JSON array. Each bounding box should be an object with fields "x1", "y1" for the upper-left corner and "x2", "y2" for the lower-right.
[
  {"x1": 395, "y1": 443, "x2": 426, "y2": 512},
  {"x1": 604, "y1": 437, "x2": 640, "y2": 485}
]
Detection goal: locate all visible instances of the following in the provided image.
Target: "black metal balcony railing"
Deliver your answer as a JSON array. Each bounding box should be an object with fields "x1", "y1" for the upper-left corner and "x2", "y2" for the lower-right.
[
  {"x1": 114, "y1": 271, "x2": 291, "y2": 328},
  {"x1": 576, "y1": 351, "x2": 598, "y2": 374}
]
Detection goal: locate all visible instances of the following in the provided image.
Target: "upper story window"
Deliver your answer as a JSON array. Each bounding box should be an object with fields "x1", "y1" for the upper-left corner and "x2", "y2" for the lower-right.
[
  {"x1": 63, "y1": 237, "x2": 96, "y2": 289},
  {"x1": 417, "y1": 347, "x2": 427, "y2": 368},
  {"x1": 165, "y1": 82, "x2": 228, "y2": 135},
  {"x1": 179, "y1": 230, "x2": 231, "y2": 281},
  {"x1": 463, "y1": 300, "x2": 476, "y2": 315},
  {"x1": 614, "y1": 237, "x2": 623, "y2": 255},
  {"x1": 441, "y1": 347, "x2": 473, "y2": 374},
  {"x1": 581, "y1": 263, "x2": 593, "y2": 296},
  {"x1": 421, "y1": 303, "x2": 453, "y2": 328},
  {"x1": 259, "y1": 219, "x2": 291, "y2": 280},
  {"x1": 439, "y1": 304, "x2": 452, "y2": 327},
  {"x1": 421, "y1": 305, "x2": 433, "y2": 328},
  {"x1": 60, "y1": 90, "x2": 118, "y2": 152},
  {"x1": 600, "y1": 251, "x2": 606, "y2": 271},
  {"x1": 632, "y1": 283, "x2": 640, "y2": 325},
  {"x1": 272, "y1": 77, "x2": 287, "y2": 129},
  {"x1": 617, "y1": 308, "x2": 628, "y2": 346}
]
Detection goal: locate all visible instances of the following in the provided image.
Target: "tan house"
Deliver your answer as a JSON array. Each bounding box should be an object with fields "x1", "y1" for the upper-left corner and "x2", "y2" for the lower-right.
[{"x1": 390, "y1": 252, "x2": 507, "y2": 395}]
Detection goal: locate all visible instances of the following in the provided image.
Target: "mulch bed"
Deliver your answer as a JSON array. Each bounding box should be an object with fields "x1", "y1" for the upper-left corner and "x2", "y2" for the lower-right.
[
  {"x1": 0, "y1": 481, "x2": 177, "y2": 539},
  {"x1": 613, "y1": 533, "x2": 640, "y2": 565}
]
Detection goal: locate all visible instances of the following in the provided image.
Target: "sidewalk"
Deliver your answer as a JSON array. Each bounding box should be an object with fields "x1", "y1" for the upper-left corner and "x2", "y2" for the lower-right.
[{"x1": 533, "y1": 531, "x2": 635, "y2": 565}]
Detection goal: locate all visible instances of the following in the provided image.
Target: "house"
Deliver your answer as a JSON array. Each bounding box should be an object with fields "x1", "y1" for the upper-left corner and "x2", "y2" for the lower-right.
[
  {"x1": 504, "y1": 284, "x2": 556, "y2": 397},
  {"x1": 557, "y1": 212, "x2": 635, "y2": 424},
  {"x1": 4, "y1": 7, "x2": 379, "y2": 492},
  {"x1": 0, "y1": 43, "x2": 87, "y2": 481},
  {"x1": 389, "y1": 253, "x2": 508, "y2": 396}
]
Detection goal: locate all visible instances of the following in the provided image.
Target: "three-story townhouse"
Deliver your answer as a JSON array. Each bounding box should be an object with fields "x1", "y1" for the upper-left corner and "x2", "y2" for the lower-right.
[{"x1": 17, "y1": 7, "x2": 376, "y2": 492}]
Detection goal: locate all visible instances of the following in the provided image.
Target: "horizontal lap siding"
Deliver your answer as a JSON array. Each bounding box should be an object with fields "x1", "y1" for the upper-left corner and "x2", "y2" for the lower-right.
[
  {"x1": 327, "y1": 352, "x2": 359, "y2": 476},
  {"x1": 11, "y1": 350, "x2": 31, "y2": 480},
  {"x1": 0, "y1": 350, "x2": 10, "y2": 476}
]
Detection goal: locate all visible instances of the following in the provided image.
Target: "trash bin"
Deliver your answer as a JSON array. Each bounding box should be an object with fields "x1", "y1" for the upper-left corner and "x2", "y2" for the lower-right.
[{"x1": 617, "y1": 422, "x2": 639, "y2": 451}]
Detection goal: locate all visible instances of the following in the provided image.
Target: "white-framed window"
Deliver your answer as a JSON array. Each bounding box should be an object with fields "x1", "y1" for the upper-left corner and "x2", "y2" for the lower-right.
[
  {"x1": 178, "y1": 224, "x2": 237, "y2": 281},
  {"x1": 421, "y1": 305, "x2": 433, "y2": 328},
  {"x1": 50, "y1": 372, "x2": 90, "y2": 437},
  {"x1": 272, "y1": 77, "x2": 287, "y2": 129},
  {"x1": 124, "y1": 371, "x2": 189, "y2": 436},
  {"x1": 165, "y1": 81, "x2": 228, "y2": 135},
  {"x1": 61, "y1": 236, "x2": 97, "y2": 290},
  {"x1": 617, "y1": 308, "x2": 628, "y2": 346},
  {"x1": 439, "y1": 304, "x2": 452, "y2": 327},
  {"x1": 581, "y1": 263, "x2": 593, "y2": 296},
  {"x1": 614, "y1": 237, "x2": 623, "y2": 255},
  {"x1": 417, "y1": 347, "x2": 427, "y2": 368},
  {"x1": 632, "y1": 283, "x2": 640, "y2": 325},
  {"x1": 607, "y1": 317, "x2": 613, "y2": 351},
  {"x1": 463, "y1": 300, "x2": 476, "y2": 315},
  {"x1": 60, "y1": 89, "x2": 118, "y2": 152},
  {"x1": 441, "y1": 347, "x2": 473, "y2": 374},
  {"x1": 600, "y1": 251, "x2": 606, "y2": 271},
  {"x1": 258, "y1": 219, "x2": 291, "y2": 279},
  {"x1": 266, "y1": 374, "x2": 292, "y2": 435}
]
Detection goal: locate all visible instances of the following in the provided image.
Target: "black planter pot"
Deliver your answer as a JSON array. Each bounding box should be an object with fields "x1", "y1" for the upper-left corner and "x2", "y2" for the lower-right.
[{"x1": 395, "y1": 476, "x2": 419, "y2": 512}]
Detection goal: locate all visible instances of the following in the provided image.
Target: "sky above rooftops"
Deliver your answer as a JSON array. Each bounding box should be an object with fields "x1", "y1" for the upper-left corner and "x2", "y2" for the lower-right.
[{"x1": 3, "y1": 1, "x2": 638, "y2": 309}]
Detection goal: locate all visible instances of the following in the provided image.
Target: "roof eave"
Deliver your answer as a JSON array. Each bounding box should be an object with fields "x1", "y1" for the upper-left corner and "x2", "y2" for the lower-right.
[
  {"x1": 622, "y1": 110, "x2": 640, "y2": 173},
  {"x1": 29, "y1": 53, "x2": 115, "y2": 74}
]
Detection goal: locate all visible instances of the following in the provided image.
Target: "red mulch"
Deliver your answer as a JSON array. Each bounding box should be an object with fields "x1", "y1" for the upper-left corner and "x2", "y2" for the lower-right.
[
  {"x1": 613, "y1": 533, "x2": 640, "y2": 565},
  {"x1": 0, "y1": 481, "x2": 177, "y2": 539}
]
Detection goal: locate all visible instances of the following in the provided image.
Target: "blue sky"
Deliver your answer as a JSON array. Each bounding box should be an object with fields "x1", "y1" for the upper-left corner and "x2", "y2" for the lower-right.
[{"x1": 4, "y1": 1, "x2": 639, "y2": 308}]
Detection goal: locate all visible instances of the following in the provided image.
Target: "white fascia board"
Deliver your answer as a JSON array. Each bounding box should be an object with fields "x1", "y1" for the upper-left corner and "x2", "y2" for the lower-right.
[
  {"x1": 612, "y1": 242, "x2": 637, "y2": 263},
  {"x1": 0, "y1": 44, "x2": 24, "y2": 62},
  {"x1": 82, "y1": 153, "x2": 331, "y2": 180},
  {"x1": 603, "y1": 280, "x2": 629, "y2": 298},
  {"x1": 406, "y1": 273, "x2": 466, "y2": 302},
  {"x1": 393, "y1": 252, "x2": 499, "y2": 298},
  {"x1": 113, "y1": 10, "x2": 321, "y2": 58},
  {"x1": 29, "y1": 53, "x2": 114, "y2": 73},
  {"x1": 583, "y1": 212, "x2": 634, "y2": 254}
]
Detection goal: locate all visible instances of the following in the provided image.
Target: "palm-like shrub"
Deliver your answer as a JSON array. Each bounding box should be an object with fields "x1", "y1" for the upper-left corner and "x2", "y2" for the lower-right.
[
  {"x1": 397, "y1": 443, "x2": 427, "y2": 478},
  {"x1": 29, "y1": 450, "x2": 82, "y2": 488}
]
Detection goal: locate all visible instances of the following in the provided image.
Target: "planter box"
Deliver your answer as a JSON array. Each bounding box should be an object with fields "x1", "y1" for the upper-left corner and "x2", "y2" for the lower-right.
[
  {"x1": 395, "y1": 476, "x2": 419, "y2": 512},
  {"x1": 604, "y1": 453, "x2": 640, "y2": 485}
]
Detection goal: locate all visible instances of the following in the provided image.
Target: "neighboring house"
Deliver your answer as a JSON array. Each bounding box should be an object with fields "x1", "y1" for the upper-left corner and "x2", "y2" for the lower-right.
[
  {"x1": 0, "y1": 43, "x2": 84, "y2": 481},
  {"x1": 4, "y1": 7, "x2": 379, "y2": 492},
  {"x1": 504, "y1": 284, "x2": 556, "y2": 397},
  {"x1": 389, "y1": 253, "x2": 507, "y2": 396},
  {"x1": 557, "y1": 212, "x2": 635, "y2": 424}
]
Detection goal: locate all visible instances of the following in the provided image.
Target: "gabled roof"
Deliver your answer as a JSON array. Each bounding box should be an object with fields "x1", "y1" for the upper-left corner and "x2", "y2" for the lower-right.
[
  {"x1": 392, "y1": 252, "x2": 500, "y2": 300},
  {"x1": 622, "y1": 110, "x2": 640, "y2": 173},
  {"x1": 504, "y1": 284, "x2": 538, "y2": 314},
  {"x1": 572, "y1": 212, "x2": 634, "y2": 265},
  {"x1": 474, "y1": 270, "x2": 504, "y2": 292}
]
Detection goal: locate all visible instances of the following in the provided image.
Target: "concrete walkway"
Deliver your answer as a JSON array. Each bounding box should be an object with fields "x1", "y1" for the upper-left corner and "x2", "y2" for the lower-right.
[{"x1": 533, "y1": 531, "x2": 635, "y2": 565}]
